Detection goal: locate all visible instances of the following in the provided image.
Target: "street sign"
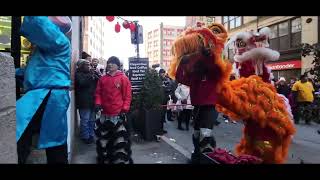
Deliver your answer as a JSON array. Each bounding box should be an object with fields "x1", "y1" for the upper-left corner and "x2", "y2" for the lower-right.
[{"x1": 128, "y1": 57, "x2": 149, "y2": 94}]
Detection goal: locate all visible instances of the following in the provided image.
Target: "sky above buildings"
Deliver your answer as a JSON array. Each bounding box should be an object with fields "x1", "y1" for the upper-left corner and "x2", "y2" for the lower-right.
[{"x1": 102, "y1": 16, "x2": 186, "y2": 69}]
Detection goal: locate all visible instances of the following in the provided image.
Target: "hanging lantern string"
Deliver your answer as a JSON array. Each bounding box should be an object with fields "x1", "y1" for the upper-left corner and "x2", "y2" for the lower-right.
[
  {"x1": 106, "y1": 16, "x2": 139, "y2": 33},
  {"x1": 116, "y1": 16, "x2": 138, "y2": 24}
]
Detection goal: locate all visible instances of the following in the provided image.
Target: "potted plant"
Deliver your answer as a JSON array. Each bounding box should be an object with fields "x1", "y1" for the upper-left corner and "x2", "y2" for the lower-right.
[{"x1": 133, "y1": 69, "x2": 164, "y2": 141}]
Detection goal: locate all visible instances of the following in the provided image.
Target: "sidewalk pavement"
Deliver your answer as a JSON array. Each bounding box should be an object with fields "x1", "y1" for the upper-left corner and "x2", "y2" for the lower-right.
[{"x1": 71, "y1": 133, "x2": 188, "y2": 164}]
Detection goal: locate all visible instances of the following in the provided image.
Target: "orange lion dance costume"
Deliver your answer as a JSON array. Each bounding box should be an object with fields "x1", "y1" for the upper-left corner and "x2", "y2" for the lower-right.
[{"x1": 168, "y1": 23, "x2": 295, "y2": 164}]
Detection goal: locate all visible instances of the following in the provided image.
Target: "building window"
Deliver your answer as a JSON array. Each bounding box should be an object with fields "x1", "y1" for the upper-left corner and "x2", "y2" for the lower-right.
[
  {"x1": 163, "y1": 28, "x2": 168, "y2": 36},
  {"x1": 177, "y1": 29, "x2": 183, "y2": 35},
  {"x1": 279, "y1": 21, "x2": 289, "y2": 36},
  {"x1": 268, "y1": 17, "x2": 301, "y2": 52},
  {"x1": 235, "y1": 17, "x2": 241, "y2": 27},
  {"x1": 154, "y1": 50, "x2": 158, "y2": 58},
  {"x1": 148, "y1": 32, "x2": 152, "y2": 39},
  {"x1": 222, "y1": 16, "x2": 242, "y2": 30},
  {"x1": 153, "y1": 29, "x2": 159, "y2": 38},
  {"x1": 291, "y1": 17, "x2": 302, "y2": 48},
  {"x1": 163, "y1": 49, "x2": 170, "y2": 57},
  {"x1": 169, "y1": 29, "x2": 174, "y2": 36},
  {"x1": 269, "y1": 24, "x2": 279, "y2": 51},
  {"x1": 206, "y1": 16, "x2": 214, "y2": 24},
  {"x1": 278, "y1": 21, "x2": 289, "y2": 50}
]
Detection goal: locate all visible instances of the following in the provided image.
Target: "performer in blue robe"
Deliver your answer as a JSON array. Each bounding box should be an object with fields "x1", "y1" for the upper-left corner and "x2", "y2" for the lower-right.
[{"x1": 16, "y1": 16, "x2": 71, "y2": 164}]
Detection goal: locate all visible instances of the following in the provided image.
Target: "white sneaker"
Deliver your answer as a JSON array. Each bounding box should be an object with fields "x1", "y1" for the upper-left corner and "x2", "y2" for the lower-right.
[
  {"x1": 231, "y1": 121, "x2": 237, "y2": 124},
  {"x1": 224, "y1": 119, "x2": 229, "y2": 123}
]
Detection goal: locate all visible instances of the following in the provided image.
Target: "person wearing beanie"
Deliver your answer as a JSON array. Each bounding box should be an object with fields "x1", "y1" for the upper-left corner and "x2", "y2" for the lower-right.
[
  {"x1": 94, "y1": 56, "x2": 133, "y2": 164},
  {"x1": 75, "y1": 59, "x2": 100, "y2": 144},
  {"x1": 16, "y1": 16, "x2": 72, "y2": 164}
]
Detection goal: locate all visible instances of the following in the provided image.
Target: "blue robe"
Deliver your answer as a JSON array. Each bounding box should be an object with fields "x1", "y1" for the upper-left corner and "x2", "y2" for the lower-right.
[{"x1": 16, "y1": 16, "x2": 71, "y2": 149}]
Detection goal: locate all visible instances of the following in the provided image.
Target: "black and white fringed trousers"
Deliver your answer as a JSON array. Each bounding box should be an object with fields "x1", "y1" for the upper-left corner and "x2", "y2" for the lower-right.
[{"x1": 94, "y1": 114, "x2": 133, "y2": 164}]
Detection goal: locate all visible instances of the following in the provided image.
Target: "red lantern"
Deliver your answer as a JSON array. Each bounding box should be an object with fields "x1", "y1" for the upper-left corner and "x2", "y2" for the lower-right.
[
  {"x1": 129, "y1": 22, "x2": 136, "y2": 32},
  {"x1": 123, "y1": 20, "x2": 130, "y2": 29},
  {"x1": 106, "y1": 16, "x2": 115, "y2": 22},
  {"x1": 115, "y1": 22, "x2": 121, "y2": 33}
]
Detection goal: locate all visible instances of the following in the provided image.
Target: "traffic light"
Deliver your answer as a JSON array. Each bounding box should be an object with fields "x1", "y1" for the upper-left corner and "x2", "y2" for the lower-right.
[{"x1": 131, "y1": 24, "x2": 143, "y2": 44}]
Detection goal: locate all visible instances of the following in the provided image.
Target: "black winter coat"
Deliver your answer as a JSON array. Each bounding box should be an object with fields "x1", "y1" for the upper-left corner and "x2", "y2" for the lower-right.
[
  {"x1": 277, "y1": 84, "x2": 291, "y2": 98},
  {"x1": 75, "y1": 71, "x2": 99, "y2": 109}
]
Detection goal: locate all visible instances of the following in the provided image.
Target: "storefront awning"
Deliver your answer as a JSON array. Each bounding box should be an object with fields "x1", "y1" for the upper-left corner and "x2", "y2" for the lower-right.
[{"x1": 266, "y1": 60, "x2": 301, "y2": 71}]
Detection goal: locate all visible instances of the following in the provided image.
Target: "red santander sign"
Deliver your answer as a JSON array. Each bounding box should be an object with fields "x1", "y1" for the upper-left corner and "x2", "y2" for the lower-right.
[{"x1": 266, "y1": 60, "x2": 301, "y2": 70}]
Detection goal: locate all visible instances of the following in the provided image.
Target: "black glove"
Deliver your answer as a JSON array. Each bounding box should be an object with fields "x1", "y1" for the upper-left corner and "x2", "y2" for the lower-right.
[{"x1": 95, "y1": 105, "x2": 103, "y2": 113}]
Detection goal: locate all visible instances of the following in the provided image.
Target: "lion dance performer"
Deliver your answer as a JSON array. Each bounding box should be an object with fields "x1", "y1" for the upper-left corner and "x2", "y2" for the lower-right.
[
  {"x1": 168, "y1": 23, "x2": 295, "y2": 164},
  {"x1": 226, "y1": 27, "x2": 278, "y2": 83}
]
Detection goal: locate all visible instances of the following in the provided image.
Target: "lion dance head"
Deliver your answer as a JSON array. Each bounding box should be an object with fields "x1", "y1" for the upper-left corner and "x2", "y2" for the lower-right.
[{"x1": 168, "y1": 23, "x2": 232, "y2": 87}]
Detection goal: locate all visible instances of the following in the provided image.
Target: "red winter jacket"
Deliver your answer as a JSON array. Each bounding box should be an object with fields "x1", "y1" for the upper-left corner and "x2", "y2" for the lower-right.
[{"x1": 95, "y1": 71, "x2": 132, "y2": 116}]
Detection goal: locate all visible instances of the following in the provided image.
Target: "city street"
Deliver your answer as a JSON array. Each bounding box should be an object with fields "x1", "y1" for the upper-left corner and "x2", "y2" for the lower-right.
[{"x1": 163, "y1": 114, "x2": 320, "y2": 164}]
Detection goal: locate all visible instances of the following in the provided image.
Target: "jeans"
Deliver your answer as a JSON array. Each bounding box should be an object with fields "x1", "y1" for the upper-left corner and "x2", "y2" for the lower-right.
[{"x1": 79, "y1": 108, "x2": 95, "y2": 140}]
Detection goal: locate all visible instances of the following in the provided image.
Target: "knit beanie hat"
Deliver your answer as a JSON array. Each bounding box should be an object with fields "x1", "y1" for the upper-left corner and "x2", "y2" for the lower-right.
[{"x1": 107, "y1": 56, "x2": 121, "y2": 67}]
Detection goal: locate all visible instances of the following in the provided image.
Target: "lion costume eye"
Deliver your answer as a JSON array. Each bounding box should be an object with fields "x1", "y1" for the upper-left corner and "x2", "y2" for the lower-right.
[
  {"x1": 212, "y1": 27, "x2": 222, "y2": 34},
  {"x1": 236, "y1": 39, "x2": 246, "y2": 48}
]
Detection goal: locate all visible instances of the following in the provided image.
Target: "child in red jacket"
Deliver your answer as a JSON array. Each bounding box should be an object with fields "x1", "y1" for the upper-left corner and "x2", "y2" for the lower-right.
[{"x1": 94, "y1": 56, "x2": 133, "y2": 164}]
